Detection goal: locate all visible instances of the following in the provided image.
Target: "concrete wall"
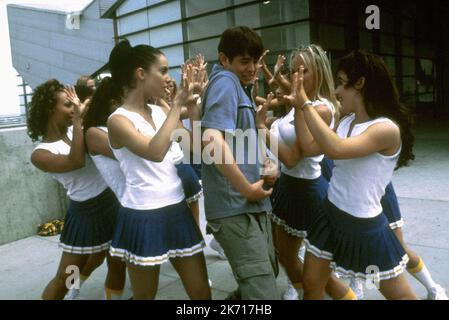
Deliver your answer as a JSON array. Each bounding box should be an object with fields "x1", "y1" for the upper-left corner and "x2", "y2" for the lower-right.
[
  {"x1": 7, "y1": 1, "x2": 115, "y2": 89},
  {"x1": 0, "y1": 127, "x2": 67, "y2": 246}
]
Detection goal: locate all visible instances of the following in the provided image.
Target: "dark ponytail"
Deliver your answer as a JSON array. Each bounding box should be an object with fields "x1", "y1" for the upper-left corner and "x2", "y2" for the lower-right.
[
  {"x1": 83, "y1": 76, "x2": 120, "y2": 132},
  {"x1": 338, "y1": 50, "x2": 415, "y2": 169},
  {"x1": 108, "y1": 39, "x2": 163, "y2": 97}
]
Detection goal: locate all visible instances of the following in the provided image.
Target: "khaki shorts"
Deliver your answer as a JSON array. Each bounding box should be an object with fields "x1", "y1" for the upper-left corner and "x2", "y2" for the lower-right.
[{"x1": 207, "y1": 212, "x2": 280, "y2": 300}]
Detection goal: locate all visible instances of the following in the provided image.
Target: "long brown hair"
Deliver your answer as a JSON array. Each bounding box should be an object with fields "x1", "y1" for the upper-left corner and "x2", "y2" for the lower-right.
[{"x1": 338, "y1": 50, "x2": 415, "y2": 168}]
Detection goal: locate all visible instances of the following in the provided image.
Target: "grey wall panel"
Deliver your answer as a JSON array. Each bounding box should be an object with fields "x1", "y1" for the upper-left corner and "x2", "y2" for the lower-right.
[
  {"x1": 117, "y1": 0, "x2": 147, "y2": 16},
  {"x1": 147, "y1": 0, "x2": 166, "y2": 6},
  {"x1": 184, "y1": 0, "x2": 227, "y2": 17},
  {"x1": 147, "y1": 1, "x2": 181, "y2": 28},
  {"x1": 98, "y1": 0, "x2": 119, "y2": 17},
  {"x1": 149, "y1": 23, "x2": 183, "y2": 48},
  {"x1": 163, "y1": 45, "x2": 185, "y2": 67},
  {"x1": 127, "y1": 31, "x2": 151, "y2": 46},
  {"x1": 118, "y1": 10, "x2": 149, "y2": 35},
  {"x1": 13, "y1": 54, "x2": 51, "y2": 80},
  {"x1": 11, "y1": 39, "x2": 64, "y2": 67},
  {"x1": 11, "y1": 24, "x2": 51, "y2": 48},
  {"x1": 83, "y1": 0, "x2": 100, "y2": 19},
  {"x1": 8, "y1": 2, "x2": 115, "y2": 89},
  {"x1": 116, "y1": 1, "x2": 182, "y2": 37},
  {"x1": 63, "y1": 17, "x2": 114, "y2": 42},
  {"x1": 49, "y1": 32, "x2": 112, "y2": 62},
  {"x1": 49, "y1": 65, "x2": 81, "y2": 85},
  {"x1": 7, "y1": 7, "x2": 61, "y2": 31},
  {"x1": 63, "y1": 53, "x2": 107, "y2": 77}
]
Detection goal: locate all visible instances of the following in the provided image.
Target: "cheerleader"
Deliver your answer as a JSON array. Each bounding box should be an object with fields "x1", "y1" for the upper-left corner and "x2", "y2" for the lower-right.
[
  {"x1": 79, "y1": 77, "x2": 128, "y2": 300},
  {"x1": 295, "y1": 50, "x2": 417, "y2": 299},
  {"x1": 256, "y1": 45, "x2": 355, "y2": 300},
  {"x1": 105, "y1": 40, "x2": 210, "y2": 300},
  {"x1": 28, "y1": 80, "x2": 118, "y2": 300},
  {"x1": 321, "y1": 158, "x2": 448, "y2": 299},
  {"x1": 64, "y1": 82, "x2": 111, "y2": 300}
]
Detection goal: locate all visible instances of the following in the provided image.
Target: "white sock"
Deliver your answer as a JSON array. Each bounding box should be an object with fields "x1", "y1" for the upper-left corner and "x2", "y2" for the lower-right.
[
  {"x1": 408, "y1": 257, "x2": 438, "y2": 292},
  {"x1": 104, "y1": 288, "x2": 124, "y2": 300}
]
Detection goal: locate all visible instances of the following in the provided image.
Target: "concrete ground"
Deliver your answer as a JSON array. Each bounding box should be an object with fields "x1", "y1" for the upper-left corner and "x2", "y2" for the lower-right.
[{"x1": 0, "y1": 122, "x2": 448, "y2": 300}]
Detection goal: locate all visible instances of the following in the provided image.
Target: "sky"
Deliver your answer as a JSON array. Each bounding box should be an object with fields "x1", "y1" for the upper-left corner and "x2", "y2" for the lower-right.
[{"x1": 0, "y1": 0, "x2": 92, "y2": 116}]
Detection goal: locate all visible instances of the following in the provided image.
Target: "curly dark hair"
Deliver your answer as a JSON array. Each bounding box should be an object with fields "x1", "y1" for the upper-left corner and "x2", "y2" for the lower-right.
[
  {"x1": 27, "y1": 79, "x2": 65, "y2": 142},
  {"x1": 338, "y1": 50, "x2": 415, "y2": 169}
]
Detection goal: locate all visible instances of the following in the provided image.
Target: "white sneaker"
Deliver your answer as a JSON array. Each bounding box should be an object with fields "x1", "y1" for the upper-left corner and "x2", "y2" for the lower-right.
[
  {"x1": 209, "y1": 238, "x2": 227, "y2": 260},
  {"x1": 64, "y1": 288, "x2": 81, "y2": 300},
  {"x1": 350, "y1": 278, "x2": 364, "y2": 300},
  {"x1": 428, "y1": 285, "x2": 449, "y2": 300},
  {"x1": 283, "y1": 283, "x2": 299, "y2": 300}
]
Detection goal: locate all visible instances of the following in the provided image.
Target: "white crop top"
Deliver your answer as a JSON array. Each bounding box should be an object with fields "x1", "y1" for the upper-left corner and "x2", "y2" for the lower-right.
[
  {"x1": 34, "y1": 126, "x2": 108, "y2": 202},
  {"x1": 90, "y1": 126, "x2": 126, "y2": 200},
  {"x1": 327, "y1": 113, "x2": 401, "y2": 218},
  {"x1": 108, "y1": 105, "x2": 185, "y2": 210},
  {"x1": 277, "y1": 98, "x2": 336, "y2": 179}
]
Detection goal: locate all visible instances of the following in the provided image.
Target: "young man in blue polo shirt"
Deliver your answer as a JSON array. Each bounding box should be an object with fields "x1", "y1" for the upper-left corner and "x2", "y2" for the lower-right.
[{"x1": 201, "y1": 26, "x2": 280, "y2": 300}]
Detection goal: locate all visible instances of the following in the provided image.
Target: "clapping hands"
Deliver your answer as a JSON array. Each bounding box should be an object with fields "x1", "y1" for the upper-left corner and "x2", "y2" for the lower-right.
[{"x1": 283, "y1": 66, "x2": 309, "y2": 109}]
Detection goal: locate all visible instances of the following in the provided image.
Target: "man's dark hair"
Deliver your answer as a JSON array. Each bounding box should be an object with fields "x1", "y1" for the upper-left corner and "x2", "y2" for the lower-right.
[{"x1": 218, "y1": 26, "x2": 264, "y2": 62}]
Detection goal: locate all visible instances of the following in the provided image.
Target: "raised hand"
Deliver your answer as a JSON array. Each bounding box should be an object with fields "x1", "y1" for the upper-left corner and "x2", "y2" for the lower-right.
[
  {"x1": 273, "y1": 54, "x2": 286, "y2": 78},
  {"x1": 189, "y1": 54, "x2": 209, "y2": 95},
  {"x1": 282, "y1": 73, "x2": 298, "y2": 106},
  {"x1": 256, "y1": 49, "x2": 270, "y2": 79},
  {"x1": 176, "y1": 63, "x2": 201, "y2": 110},
  {"x1": 256, "y1": 92, "x2": 273, "y2": 130},
  {"x1": 64, "y1": 86, "x2": 86, "y2": 119},
  {"x1": 291, "y1": 66, "x2": 310, "y2": 109},
  {"x1": 257, "y1": 50, "x2": 269, "y2": 68}
]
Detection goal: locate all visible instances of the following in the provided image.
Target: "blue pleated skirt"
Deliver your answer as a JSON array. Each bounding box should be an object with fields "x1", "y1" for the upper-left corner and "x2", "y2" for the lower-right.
[
  {"x1": 270, "y1": 173, "x2": 328, "y2": 238},
  {"x1": 109, "y1": 200, "x2": 205, "y2": 267},
  {"x1": 59, "y1": 188, "x2": 119, "y2": 254},
  {"x1": 381, "y1": 183, "x2": 404, "y2": 230},
  {"x1": 304, "y1": 199, "x2": 409, "y2": 281},
  {"x1": 320, "y1": 157, "x2": 404, "y2": 230},
  {"x1": 175, "y1": 163, "x2": 203, "y2": 203}
]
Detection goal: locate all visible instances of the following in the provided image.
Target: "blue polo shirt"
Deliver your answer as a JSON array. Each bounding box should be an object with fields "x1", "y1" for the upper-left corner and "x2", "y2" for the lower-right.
[{"x1": 201, "y1": 64, "x2": 272, "y2": 220}]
